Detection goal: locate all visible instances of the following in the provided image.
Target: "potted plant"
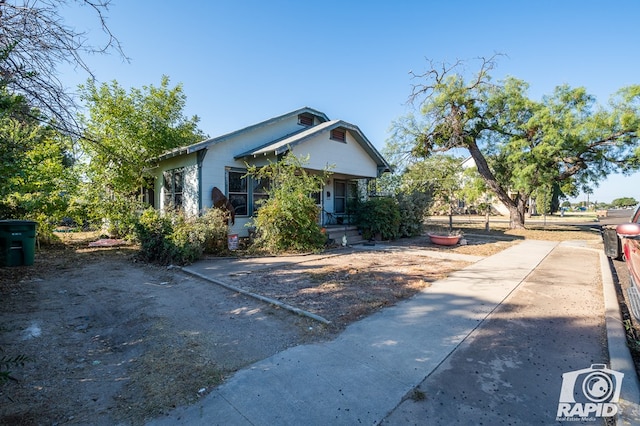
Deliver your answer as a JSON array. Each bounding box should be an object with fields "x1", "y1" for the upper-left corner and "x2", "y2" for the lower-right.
[{"x1": 428, "y1": 230, "x2": 463, "y2": 246}]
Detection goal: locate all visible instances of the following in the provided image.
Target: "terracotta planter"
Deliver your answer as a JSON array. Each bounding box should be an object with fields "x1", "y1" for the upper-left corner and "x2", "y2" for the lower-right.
[{"x1": 428, "y1": 233, "x2": 461, "y2": 246}]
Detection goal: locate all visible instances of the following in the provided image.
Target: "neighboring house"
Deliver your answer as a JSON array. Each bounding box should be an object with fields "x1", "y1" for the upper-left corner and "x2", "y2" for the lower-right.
[{"x1": 151, "y1": 107, "x2": 391, "y2": 237}]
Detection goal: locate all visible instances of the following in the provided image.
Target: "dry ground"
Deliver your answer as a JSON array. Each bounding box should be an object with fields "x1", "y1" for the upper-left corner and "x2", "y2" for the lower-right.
[{"x1": 0, "y1": 222, "x2": 602, "y2": 425}]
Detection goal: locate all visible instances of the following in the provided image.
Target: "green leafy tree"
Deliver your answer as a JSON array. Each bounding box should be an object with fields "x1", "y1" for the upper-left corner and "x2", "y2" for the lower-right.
[
  {"x1": 400, "y1": 155, "x2": 462, "y2": 201},
  {"x1": 399, "y1": 154, "x2": 464, "y2": 231},
  {"x1": 373, "y1": 142, "x2": 431, "y2": 237},
  {"x1": 459, "y1": 165, "x2": 490, "y2": 213},
  {"x1": 247, "y1": 153, "x2": 332, "y2": 253},
  {"x1": 78, "y1": 76, "x2": 206, "y2": 235},
  {"x1": 399, "y1": 56, "x2": 640, "y2": 228},
  {"x1": 0, "y1": 89, "x2": 77, "y2": 239},
  {"x1": 611, "y1": 197, "x2": 638, "y2": 208}
]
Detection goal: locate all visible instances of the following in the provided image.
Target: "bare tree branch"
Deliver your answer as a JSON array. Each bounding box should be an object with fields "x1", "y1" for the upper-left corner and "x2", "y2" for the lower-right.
[
  {"x1": 0, "y1": 0, "x2": 127, "y2": 134},
  {"x1": 407, "y1": 53, "x2": 506, "y2": 106}
]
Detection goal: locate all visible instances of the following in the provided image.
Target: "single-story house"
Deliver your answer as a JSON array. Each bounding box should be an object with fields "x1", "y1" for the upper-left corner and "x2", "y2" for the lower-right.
[{"x1": 150, "y1": 107, "x2": 391, "y2": 236}]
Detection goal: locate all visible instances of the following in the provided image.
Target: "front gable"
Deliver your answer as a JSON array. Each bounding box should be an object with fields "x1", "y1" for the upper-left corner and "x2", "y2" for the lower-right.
[{"x1": 234, "y1": 120, "x2": 390, "y2": 178}]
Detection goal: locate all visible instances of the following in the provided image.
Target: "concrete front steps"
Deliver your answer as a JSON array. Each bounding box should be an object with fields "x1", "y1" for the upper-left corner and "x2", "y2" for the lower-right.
[{"x1": 324, "y1": 225, "x2": 365, "y2": 246}]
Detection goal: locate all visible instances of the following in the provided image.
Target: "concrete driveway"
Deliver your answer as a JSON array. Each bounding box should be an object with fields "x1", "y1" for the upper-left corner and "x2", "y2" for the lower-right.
[{"x1": 148, "y1": 237, "x2": 640, "y2": 425}]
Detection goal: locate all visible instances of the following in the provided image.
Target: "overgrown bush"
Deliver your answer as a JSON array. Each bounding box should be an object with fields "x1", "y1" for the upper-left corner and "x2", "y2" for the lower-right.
[
  {"x1": 251, "y1": 192, "x2": 326, "y2": 253},
  {"x1": 134, "y1": 208, "x2": 173, "y2": 264},
  {"x1": 353, "y1": 196, "x2": 401, "y2": 240},
  {"x1": 196, "y1": 208, "x2": 231, "y2": 255},
  {"x1": 134, "y1": 208, "x2": 229, "y2": 265},
  {"x1": 95, "y1": 194, "x2": 144, "y2": 238},
  {"x1": 247, "y1": 153, "x2": 331, "y2": 253},
  {"x1": 397, "y1": 191, "x2": 431, "y2": 237}
]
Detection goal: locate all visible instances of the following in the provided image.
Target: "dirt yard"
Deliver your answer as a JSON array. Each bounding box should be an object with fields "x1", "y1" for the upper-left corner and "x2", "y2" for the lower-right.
[{"x1": 0, "y1": 226, "x2": 601, "y2": 425}]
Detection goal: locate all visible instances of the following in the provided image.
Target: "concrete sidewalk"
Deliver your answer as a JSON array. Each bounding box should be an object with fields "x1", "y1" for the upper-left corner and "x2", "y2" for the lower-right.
[{"x1": 149, "y1": 240, "x2": 640, "y2": 425}]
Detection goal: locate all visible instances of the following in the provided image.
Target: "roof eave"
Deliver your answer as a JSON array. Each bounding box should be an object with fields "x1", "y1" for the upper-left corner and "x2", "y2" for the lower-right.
[
  {"x1": 158, "y1": 107, "x2": 330, "y2": 162},
  {"x1": 157, "y1": 144, "x2": 208, "y2": 162}
]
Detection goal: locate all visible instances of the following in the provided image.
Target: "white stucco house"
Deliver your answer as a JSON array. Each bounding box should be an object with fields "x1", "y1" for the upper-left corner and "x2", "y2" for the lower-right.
[{"x1": 150, "y1": 107, "x2": 391, "y2": 237}]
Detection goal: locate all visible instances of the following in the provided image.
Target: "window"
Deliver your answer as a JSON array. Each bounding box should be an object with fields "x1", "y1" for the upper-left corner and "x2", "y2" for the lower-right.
[
  {"x1": 227, "y1": 170, "x2": 270, "y2": 216},
  {"x1": 163, "y1": 168, "x2": 184, "y2": 209},
  {"x1": 253, "y1": 177, "x2": 270, "y2": 211},
  {"x1": 298, "y1": 113, "x2": 314, "y2": 126},
  {"x1": 228, "y1": 171, "x2": 248, "y2": 216},
  {"x1": 330, "y1": 128, "x2": 346, "y2": 142}
]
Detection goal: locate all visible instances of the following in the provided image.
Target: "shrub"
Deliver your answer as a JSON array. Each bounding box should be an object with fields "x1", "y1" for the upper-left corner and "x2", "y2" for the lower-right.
[
  {"x1": 397, "y1": 191, "x2": 431, "y2": 237},
  {"x1": 134, "y1": 208, "x2": 174, "y2": 264},
  {"x1": 93, "y1": 194, "x2": 145, "y2": 238},
  {"x1": 197, "y1": 208, "x2": 232, "y2": 255},
  {"x1": 247, "y1": 153, "x2": 331, "y2": 253},
  {"x1": 353, "y1": 196, "x2": 401, "y2": 240},
  {"x1": 252, "y1": 192, "x2": 326, "y2": 253},
  {"x1": 134, "y1": 208, "x2": 229, "y2": 265}
]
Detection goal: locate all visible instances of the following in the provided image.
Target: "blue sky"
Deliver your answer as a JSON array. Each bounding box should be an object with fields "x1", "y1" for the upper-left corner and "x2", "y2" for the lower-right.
[{"x1": 61, "y1": 0, "x2": 639, "y2": 204}]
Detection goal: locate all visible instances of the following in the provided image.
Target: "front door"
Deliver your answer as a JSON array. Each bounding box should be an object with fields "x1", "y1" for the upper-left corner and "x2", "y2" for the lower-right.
[{"x1": 333, "y1": 180, "x2": 357, "y2": 223}]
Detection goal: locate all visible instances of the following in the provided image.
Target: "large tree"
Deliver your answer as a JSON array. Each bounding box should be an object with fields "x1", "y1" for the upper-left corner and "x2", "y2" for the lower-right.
[
  {"x1": 611, "y1": 197, "x2": 638, "y2": 208},
  {"x1": 397, "y1": 56, "x2": 640, "y2": 228},
  {"x1": 0, "y1": 0, "x2": 125, "y2": 134},
  {"x1": 78, "y1": 76, "x2": 206, "y2": 234},
  {"x1": 0, "y1": 89, "x2": 77, "y2": 236}
]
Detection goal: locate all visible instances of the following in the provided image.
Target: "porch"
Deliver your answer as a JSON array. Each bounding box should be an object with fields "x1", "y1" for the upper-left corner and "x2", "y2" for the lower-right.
[{"x1": 323, "y1": 224, "x2": 365, "y2": 246}]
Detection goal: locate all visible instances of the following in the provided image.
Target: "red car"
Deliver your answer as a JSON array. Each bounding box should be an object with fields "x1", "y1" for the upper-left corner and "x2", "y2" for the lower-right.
[{"x1": 617, "y1": 206, "x2": 640, "y2": 289}]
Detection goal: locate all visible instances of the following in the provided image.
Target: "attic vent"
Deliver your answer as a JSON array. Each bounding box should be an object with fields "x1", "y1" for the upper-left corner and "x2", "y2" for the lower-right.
[
  {"x1": 298, "y1": 113, "x2": 314, "y2": 126},
  {"x1": 330, "y1": 128, "x2": 346, "y2": 142}
]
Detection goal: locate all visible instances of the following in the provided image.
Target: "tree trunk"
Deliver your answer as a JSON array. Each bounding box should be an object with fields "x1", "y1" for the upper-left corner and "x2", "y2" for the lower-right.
[
  {"x1": 467, "y1": 140, "x2": 526, "y2": 229},
  {"x1": 508, "y1": 197, "x2": 527, "y2": 229}
]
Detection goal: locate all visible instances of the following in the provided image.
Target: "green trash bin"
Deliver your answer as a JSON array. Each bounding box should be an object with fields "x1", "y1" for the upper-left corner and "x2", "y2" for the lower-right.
[{"x1": 0, "y1": 220, "x2": 37, "y2": 267}]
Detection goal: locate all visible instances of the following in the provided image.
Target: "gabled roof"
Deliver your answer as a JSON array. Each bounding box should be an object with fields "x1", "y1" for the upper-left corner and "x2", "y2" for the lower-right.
[
  {"x1": 155, "y1": 107, "x2": 391, "y2": 173},
  {"x1": 157, "y1": 107, "x2": 329, "y2": 161},
  {"x1": 234, "y1": 119, "x2": 391, "y2": 172}
]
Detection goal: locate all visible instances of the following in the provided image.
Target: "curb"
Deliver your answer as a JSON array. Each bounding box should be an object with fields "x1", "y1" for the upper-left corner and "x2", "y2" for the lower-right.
[
  {"x1": 180, "y1": 267, "x2": 331, "y2": 325},
  {"x1": 600, "y1": 252, "x2": 640, "y2": 424}
]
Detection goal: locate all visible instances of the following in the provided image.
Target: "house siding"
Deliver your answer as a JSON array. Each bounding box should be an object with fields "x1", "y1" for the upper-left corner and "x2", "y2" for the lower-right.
[
  {"x1": 197, "y1": 115, "x2": 309, "y2": 235},
  {"x1": 290, "y1": 130, "x2": 379, "y2": 178},
  {"x1": 155, "y1": 153, "x2": 199, "y2": 216}
]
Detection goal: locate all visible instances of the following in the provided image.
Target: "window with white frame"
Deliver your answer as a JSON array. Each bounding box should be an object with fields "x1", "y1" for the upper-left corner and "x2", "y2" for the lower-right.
[{"x1": 163, "y1": 167, "x2": 184, "y2": 209}]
